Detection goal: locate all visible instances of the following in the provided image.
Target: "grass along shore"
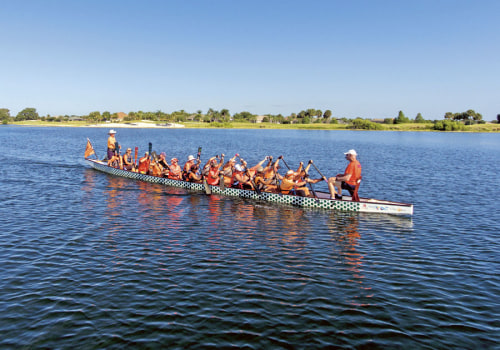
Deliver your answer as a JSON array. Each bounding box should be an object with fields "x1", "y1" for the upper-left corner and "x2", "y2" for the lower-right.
[{"x1": 7, "y1": 120, "x2": 500, "y2": 132}]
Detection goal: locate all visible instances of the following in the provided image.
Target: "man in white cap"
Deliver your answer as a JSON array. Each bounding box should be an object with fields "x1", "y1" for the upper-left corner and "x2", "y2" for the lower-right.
[
  {"x1": 182, "y1": 155, "x2": 197, "y2": 180},
  {"x1": 107, "y1": 129, "x2": 117, "y2": 160},
  {"x1": 328, "y1": 149, "x2": 362, "y2": 200}
]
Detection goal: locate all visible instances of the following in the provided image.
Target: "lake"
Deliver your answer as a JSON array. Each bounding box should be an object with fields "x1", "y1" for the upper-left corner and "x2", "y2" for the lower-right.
[{"x1": 0, "y1": 126, "x2": 498, "y2": 349}]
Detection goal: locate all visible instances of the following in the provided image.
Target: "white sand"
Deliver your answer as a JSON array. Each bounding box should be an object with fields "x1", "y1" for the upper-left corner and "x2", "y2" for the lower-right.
[{"x1": 86, "y1": 121, "x2": 185, "y2": 128}]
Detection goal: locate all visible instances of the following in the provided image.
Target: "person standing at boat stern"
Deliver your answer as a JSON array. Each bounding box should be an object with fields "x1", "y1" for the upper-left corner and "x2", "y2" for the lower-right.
[
  {"x1": 107, "y1": 130, "x2": 117, "y2": 160},
  {"x1": 328, "y1": 149, "x2": 362, "y2": 199}
]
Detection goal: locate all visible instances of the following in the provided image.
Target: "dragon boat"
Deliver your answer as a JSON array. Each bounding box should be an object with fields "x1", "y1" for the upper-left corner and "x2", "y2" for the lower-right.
[{"x1": 85, "y1": 158, "x2": 414, "y2": 216}]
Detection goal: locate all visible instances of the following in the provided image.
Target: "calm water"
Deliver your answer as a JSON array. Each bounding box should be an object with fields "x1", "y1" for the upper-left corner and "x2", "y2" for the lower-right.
[{"x1": 0, "y1": 126, "x2": 499, "y2": 349}]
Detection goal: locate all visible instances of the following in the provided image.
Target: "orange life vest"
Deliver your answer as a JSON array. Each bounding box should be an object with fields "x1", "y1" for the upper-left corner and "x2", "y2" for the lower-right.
[
  {"x1": 206, "y1": 167, "x2": 219, "y2": 185},
  {"x1": 168, "y1": 164, "x2": 182, "y2": 180},
  {"x1": 138, "y1": 158, "x2": 150, "y2": 174}
]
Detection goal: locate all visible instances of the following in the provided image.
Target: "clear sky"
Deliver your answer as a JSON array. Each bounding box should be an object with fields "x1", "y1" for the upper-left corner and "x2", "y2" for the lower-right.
[{"x1": 1, "y1": 0, "x2": 499, "y2": 120}]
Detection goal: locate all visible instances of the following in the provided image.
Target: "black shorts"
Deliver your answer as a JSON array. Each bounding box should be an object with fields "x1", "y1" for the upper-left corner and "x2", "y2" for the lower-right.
[{"x1": 341, "y1": 181, "x2": 356, "y2": 193}]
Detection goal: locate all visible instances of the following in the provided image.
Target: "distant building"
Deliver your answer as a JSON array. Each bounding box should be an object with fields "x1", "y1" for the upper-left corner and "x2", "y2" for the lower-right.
[
  {"x1": 254, "y1": 115, "x2": 267, "y2": 123},
  {"x1": 116, "y1": 112, "x2": 127, "y2": 121}
]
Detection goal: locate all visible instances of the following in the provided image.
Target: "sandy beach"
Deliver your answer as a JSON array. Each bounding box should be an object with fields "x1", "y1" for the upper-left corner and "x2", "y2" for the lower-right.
[{"x1": 86, "y1": 122, "x2": 185, "y2": 128}]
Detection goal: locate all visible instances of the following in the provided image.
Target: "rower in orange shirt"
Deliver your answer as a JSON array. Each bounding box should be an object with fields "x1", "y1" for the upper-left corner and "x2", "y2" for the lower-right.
[
  {"x1": 328, "y1": 149, "x2": 362, "y2": 200},
  {"x1": 167, "y1": 158, "x2": 182, "y2": 180}
]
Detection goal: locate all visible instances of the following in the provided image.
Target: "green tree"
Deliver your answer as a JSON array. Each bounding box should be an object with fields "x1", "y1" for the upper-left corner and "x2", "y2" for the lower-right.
[
  {"x1": 86, "y1": 111, "x2": 101, "y2": 123},
  {"x1": 0, "y1": 108, "x2": 11, "y2": 124},
  {"x1": 394, "y1": 110, "x2": 410, "y2": 124},
  {"x1": 414, "y1": 113, "x2": 425, "y2": 123},
  {"x1": 444, "y1": 112, "x2": 454, "y2": 120},
  {"x1": 15, "y1": 107, "x2": 39, "y2": 121},
  {"x1": 323, "y1": 109, "x2": 332, "y2": 121},
  {"x1": 220, "y1": 109, "x2": 230, "y2": 122},
  {"x1": 102, "y1": 111, "x2": 111, "y2": 121}
]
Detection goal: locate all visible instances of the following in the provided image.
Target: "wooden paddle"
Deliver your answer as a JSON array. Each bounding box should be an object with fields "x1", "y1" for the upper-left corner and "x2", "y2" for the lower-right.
[{"x1": 134, "y1": 147, "x2": 138, "y2": 167}]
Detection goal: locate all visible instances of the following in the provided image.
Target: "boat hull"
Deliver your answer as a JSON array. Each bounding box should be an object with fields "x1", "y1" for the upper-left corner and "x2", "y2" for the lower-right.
[{"x1": 86, "y1": 159, "x2": 413, "y2": 215}]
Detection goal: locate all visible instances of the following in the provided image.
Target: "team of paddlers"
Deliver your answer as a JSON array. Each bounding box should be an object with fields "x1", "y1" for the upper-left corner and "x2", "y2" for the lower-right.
[{"x1": 101, "y1": 129, "x2": 362, "y2": 199}]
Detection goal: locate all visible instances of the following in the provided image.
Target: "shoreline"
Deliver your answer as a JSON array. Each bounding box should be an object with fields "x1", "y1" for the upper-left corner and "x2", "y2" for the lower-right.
[{"x1": 5, "y1": 121, "x2": 500, "y2": 132}]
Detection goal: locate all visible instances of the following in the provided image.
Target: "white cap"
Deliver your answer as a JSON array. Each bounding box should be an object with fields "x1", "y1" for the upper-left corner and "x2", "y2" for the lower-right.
[
  {"x1": 109, "y1": 129, "x2": 116, "y2": 134},
  {"x1": 235, "y1": 164, "x2": 243, "y2": 172},
  {"x1": 344, "y1": 149, "x2": 357, "y2": 156},
  {"x1": 187, "y1": 155, "x2": 195, "y2": 161}
]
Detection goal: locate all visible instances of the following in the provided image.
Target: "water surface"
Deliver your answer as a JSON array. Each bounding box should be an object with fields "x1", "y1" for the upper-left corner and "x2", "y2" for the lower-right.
[{"x1": 0, "y1": 126, "x2": 498, "y2": 349}]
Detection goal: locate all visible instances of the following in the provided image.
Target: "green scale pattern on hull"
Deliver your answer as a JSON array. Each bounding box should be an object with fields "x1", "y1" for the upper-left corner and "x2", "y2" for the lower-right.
[{"x1": 87, "y1": 160, "x2": 413, "y2": 215}]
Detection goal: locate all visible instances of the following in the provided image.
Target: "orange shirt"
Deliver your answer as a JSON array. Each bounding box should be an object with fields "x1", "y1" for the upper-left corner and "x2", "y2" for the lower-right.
[
  {"x1": 344, "y1": 160, "x2": 361, "y2": 186},
  {"x1": 138, "y1": 157, "x2": 150, "y2": 174},
  {"x1": 207, "y1": 167, "x2": 220, "y2": 185}
]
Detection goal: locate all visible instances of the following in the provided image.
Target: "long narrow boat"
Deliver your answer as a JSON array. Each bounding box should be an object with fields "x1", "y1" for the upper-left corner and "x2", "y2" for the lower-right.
[{"x1": 85, "y1": 159, "x2": 413, "y2": 215}]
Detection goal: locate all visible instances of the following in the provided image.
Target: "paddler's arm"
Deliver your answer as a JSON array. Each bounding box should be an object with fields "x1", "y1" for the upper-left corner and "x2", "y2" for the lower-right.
[{"x1": 335, "y1": 173, "x2": 352, "y2": 182}]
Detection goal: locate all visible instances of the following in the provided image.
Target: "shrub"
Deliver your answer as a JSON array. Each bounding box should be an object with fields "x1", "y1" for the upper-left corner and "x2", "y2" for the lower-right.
[
  {"x1": 350, "y1": 118, "x2": 384, "y2": 130},
  {"x1": 433, "y1": 120, "x2": 465, "y2": 131}
]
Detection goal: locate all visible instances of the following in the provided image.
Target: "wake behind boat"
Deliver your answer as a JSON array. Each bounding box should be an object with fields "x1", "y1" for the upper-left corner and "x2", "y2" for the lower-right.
[{"x1": 84, "y1": 156, "x2": 414, "y2": 216}]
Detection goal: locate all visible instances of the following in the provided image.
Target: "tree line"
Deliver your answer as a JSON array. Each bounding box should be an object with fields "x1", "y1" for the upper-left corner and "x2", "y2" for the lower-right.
[{"x1": 2, "y1": 107, "x2": 498, "y2": 130}]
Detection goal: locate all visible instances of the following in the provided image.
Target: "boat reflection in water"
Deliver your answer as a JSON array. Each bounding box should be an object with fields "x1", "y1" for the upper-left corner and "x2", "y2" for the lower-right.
[{"x1": 81, "y1": 170, "x2": 413, "y2": 309}]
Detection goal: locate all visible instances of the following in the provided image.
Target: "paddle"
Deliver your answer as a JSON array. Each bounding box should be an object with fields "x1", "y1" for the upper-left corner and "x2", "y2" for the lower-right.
[
  {"x1": 148, "y1": 142, "x2": 152, "y2": 160},
  {"x1": 219, "y1": 154, "x2": 226, "y2": 190},
  {"x1": 199, "y1": 148, "x2": 211, "y2": 195},
  {"x1": 196, "y1": 146, "x2": 202, "y2": 162},
  {"x1": 134, "y1": 146, "x2": 138, "y2": 167},
  {"x1": 240, "y1": 157, "x2": 261, "y2": 194},
  {"x1": 114, "y1": 141, "x2": 122, "y2": 168},
  {"x1": 310, "y1": 161, "x2": 335, "y2": 199},
  {"x1": 281, "y1": 158, "x2": 292, "y2": 171},
  {"x1": 310, "y1": 161, "x2": 328, "y2": 180},
  {"x1": 304, "y1": 160, "x2": 319, "y2": 201}
]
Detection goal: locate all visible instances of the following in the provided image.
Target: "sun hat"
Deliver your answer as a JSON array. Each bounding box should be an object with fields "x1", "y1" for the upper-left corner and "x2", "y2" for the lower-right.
[
  {"x1": 286, "y1": 170, "x2": 294, "y2": 176},
  {"x1": 235, "y1": 164, "x2": 243, "y2": 172},
  {"x1": 257, "y1": 166, "x2": 264, "y2": 173},
  {"x1": 187, "y1": 155, "x2": 195, "y2": 161},
  {"x1": 344, "y1": 149, "x2": 357, "y2": 156},
  {"x1": 109, "y1": 129, "x2": 116, "y2": 134},
  {"x1": 171, "y1": 158, "x2": 178, "y2": 162}
]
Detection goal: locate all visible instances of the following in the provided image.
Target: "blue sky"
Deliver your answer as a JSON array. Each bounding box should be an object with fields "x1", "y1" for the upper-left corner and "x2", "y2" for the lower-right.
[{"x1": 1, "y1": 0, "x2": 499, "y2": 120}]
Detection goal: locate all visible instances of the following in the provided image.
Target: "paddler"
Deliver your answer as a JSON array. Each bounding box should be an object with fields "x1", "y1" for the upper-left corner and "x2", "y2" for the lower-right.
[
  {"x1": 122, "y1": 148, "x2": 135, "y2": 171},
  {"x1": 167, "y1": 158, "x2": 182, "y2": 180},
  {"x1": 328, "y1": 149, "x2": 362, "y2": 200},
  {"x1": 137, "y1": 152, "x2": 150, "y2": 174},
  {"x1": 182, "y1": 155, "x2": 197, "y2": 180}
]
